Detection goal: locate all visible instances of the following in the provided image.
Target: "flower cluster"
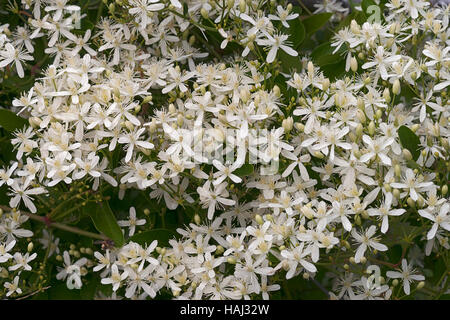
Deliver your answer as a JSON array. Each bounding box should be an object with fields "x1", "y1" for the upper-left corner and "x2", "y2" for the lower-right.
[{"x1": 0, "y1": 0, "x2": 448, "y2": 300}]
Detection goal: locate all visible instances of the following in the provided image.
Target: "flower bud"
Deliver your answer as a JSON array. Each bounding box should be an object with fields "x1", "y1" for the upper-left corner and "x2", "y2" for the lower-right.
[
  {"x1": 393, "y1": 188, "x2": 400, "y2": 199},
  {"x1": 295, "y1": 123, "x2": 305, "y2": 132},
  {"x1": 194, "y1": 214, "x2": 201, "y2": 224},
  {"x1": 383, "y1": 88, "x2": 391, "y2": 103},
  {"x1": 314, "y1": 151, "x2": 324, "y2": 159},
  {"x1": 402, "y1": 148, "x2": 413, "y2": 161},
  {"x1": 27, "y1": 242, "x2": 34, "y2": 252},
  {"x1": 360, "y1": 256, "x2": 367, "y2": 264},
  {"x1": 303, "y1": 273, "x2": 310, "y2": 279},
  {"x1": 177, "y1": 114, "x2": 184, "y2": 127},
  {"x1": 307, "y1": 61, "x2": 314, "y2": 75},
  {"x1": 416, "y1": 196, "x2": 424, "y2": 208},
  {"x1": 356, "y1": 110, "x2": 366, "y2": 123},
  {"x1": 227, "y1": 257, "x2": 236, "y2": 264},
  {"x1": 392, "y1": 279, "x2": 399, "y2": 286},
  {"x1": 374, "y1": 109, "x2": 382, "y2": 120},
  {"x1": 407, "y1": 197, "x2": 416, "y2": 208},
  {"x1": 200, "y1": 8, "x2": 209, "y2": 19},
  {"x1": 255, "y1": 214, "x2": 264, "y2": 225},
  {"x1": 368, "y1": 121, "x2": 375, "y2": 136},
  {"x1": 322, "y1": 78, "x2": 330, "y2": 91},
  {"x1": 350, "y1": 57, "x2": 358, "y2": 72},
  {"x1": 442, "y1": 184, "x2": 448, "y2": 196},
  {"x1": 216, "y1": 245, "x2": 224, "y2": 255},
  {"x1": 392, "y1": 79, "x2": 401, "y2": 95},
  {"x1": 417, "y1": 281, "x2": 425, "y2": 290},
  {"x1": 394, "y1": 164, "x2": 401, "y2": 178},
  {"x1": 273, "y1": 85, "x2": 281, "y2": 97},
  {"x1": 239, "y1": 0, "x2": 246, "y2": 12}
]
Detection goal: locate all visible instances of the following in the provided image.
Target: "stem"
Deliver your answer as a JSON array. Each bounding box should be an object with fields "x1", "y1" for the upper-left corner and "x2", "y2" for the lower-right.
[{"x1": 0, "y1": 205, "x2": 109, "y2": 241}]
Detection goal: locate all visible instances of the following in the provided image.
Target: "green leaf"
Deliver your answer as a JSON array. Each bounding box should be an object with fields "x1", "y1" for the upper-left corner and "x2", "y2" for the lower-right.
[
  {"x1": 398, "y1": 125, "x2": 421, "y2": 161},
  {"x1": 0, "y1": 108, "x2": 28, "y2": 132},
  {"x1": 277, "y1": 50, "x2": 303, "y2": 73},
  {"x1": 129, "y1": 229, "x2": 178, "y2": 247},
  {"x1": 84, "y1": 201, "x2": 124, "y2": 247},
  {"x1": 302, "y1": 13, "x2": 332, "y2": 35},
  {"x1": 234, "y1": 163, "x2": 254, "y2": 177},
  {"x1": 361, "y1": 0, "x2": 384, "y2": 23}
]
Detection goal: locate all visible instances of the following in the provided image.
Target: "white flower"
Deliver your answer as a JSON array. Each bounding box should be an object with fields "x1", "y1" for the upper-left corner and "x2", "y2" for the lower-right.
[
  {"x1": 0, "y1": 43, "x2": 33, "y2": 78},
  {"x1": 197, "y1": 181, "x2": 236, "y2": 220},
  {"x1": 351, "y1": 225, "x2": 388, "y2": 263},
  {"x1": 212, "y1": 160, "x2": 243, "y2": 186},
  {"x1": 118, "y1": 128, "x2": 154, "y2": 163},
  {"x1": 56, "y1": 251, "x2": 87, "y2": 290},
  {"x1": 257, "y1": 33, "x2": 298, "y2": 63},
  {"x1": 4, "y1": 276, "x2": 22, "y2": 297},
  {"x1": 0, "y1": 240, "x2": 16, "y2": 263},
  {"x1": 8, "y1": 179, "x2": 47, "y2": 213},
  {"x1": 9, "y1": 252, "x2": 37, "y2": 271},
  {"x1": 386, "y1": 259, "x2": 425, "y2": 295},
  {"x1": 268, "y1": 6, "x2": 299, "y2": 28},
  {"x1": 101, "y1": 264, "x2": 128, "y2": 292},
  {"x1": 118, "y1": 207, "x2": 146, "y2": 237},
  {"x1": 391, "y1": 168, "x2": 434, "y2": 201},
  {"x1": 360, "y1": 135, "x2": 394, "y2": 166},
  {"x1": 419, "y1": 202, "x2": 450, "y2": 240},
  {"x1": 280, "y1": 243, "x2": 317, "y2": 279},
  {"x1": 367, "y1": 193, "x2": 406, "y2": 233}
]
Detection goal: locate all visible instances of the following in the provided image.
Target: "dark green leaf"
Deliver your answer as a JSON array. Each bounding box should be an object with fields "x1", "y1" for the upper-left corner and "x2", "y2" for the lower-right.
[
  {"x1": 234, "y1": 163, "x2": 254, "y2": 177},
  {"x1": 287, "y1": 18, "x2": 305, "y2": 49},
  {"x1": 129, "y1": 228, "x2": 178, "y2": 247},
  {"x1": 398, "y1": 125, "x2": 421, "y2": 161},
  {"x1": 0, "y1": 108, "x2": 28, "y2": 132},
  {"x1": 311, "y1": 41, "x2": 344, "y2": 67},
  {"x1": 84, "y1": 201, "x2": 124, "y2": 247}
]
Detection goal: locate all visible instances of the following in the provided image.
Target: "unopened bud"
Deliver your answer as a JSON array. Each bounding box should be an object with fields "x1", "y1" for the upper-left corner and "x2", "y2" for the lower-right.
[
  {"x1": 273, "y1": 85, "x2": 281, "y2": 97},
  {"x1": 177, "y1": 114, "x2": 184, "y2": 127},
  {"x1": 350, "y1": 57, "x2": 358, "y2": 72},
  {"x1": 194, "y1": 214, "x2": 201, "y2": 224},
  {"x1": 239, "y1": 0, "x2": 246, "y2": 12},
  {"x1": 442, "y1": 184, "x2": 448, "y2": 196},
  {"x1": 322, "y1": 78, "x2": 330, "y2": 91},
  {"x1": 282, "y1": 117, "x2": 294, "y2": 133},
  {"x1": 383, "y1": 88, "x2": 391, "y2": 103},
  {"x1": 407, "y1": 197, "x2": 416, "y2": 208},
  {"x1": 200, "y1": 7, "x2": 209, "y2": 19},
  {"x1": 402, "y1": 148, "x2": 413, "y2": 161},
  {"x1": 255, "y1": 214, "x2": 264, "y2": 225},
  {"x1": 227, "y1": 257, "x2": 236, "y2": 264},
  {"x1": 368, "y1": 121, "x2": 375, "y2": 136},
  {"x1": 216, "y1": 245, "x2": 224, "y2": 255},
  {"x1": 295, "y1": 123, "x2": 305, "y2": 132},
  {"x1": 392, "y1": 79, "x2": 401, "y2": 95},
  {"x1": 27, "y1": 242, "x2": 34, "y2": 252}
]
